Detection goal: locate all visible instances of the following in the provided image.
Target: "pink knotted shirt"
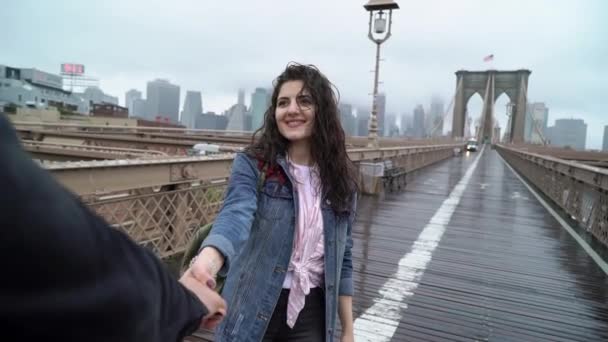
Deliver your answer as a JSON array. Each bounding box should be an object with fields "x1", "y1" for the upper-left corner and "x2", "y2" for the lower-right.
[{"x1": 282, "y1": 158, "x2": 325, "y2": 328}]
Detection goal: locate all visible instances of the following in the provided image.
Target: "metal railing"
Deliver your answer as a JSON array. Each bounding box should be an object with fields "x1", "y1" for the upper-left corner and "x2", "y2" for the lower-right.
[
  {"x1": 14, "y1": 121, "x2": 461, "y2": 149},
  {"x1": 87, "y1": 182, "x2": 227, "y2": 258},
  {"x1": 497, "y1": 145, "x2": 608, "y2": 248},
  {"x1": 62, "y1": 144, "x2": 462, "y2": 259},
  {"x1": 23, "y1": 140, "x2": 168, "y2": 160}
]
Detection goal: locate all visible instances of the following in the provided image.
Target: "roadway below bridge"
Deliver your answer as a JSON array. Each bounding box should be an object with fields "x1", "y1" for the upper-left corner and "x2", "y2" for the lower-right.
[{"x1": 348, "y1": 147, "x2": 608, "y2": 341}]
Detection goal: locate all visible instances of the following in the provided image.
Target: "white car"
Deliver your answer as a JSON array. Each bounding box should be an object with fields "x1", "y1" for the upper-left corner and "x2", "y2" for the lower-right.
[{"x1": 465, "y1": 140, "x2": 479, "y2": 152}]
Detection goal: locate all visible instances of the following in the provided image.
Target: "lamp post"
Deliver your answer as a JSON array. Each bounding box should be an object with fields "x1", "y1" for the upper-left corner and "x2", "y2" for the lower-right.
[{"x1": 364, "y1": 0, "x2": 399, "y2": 148}]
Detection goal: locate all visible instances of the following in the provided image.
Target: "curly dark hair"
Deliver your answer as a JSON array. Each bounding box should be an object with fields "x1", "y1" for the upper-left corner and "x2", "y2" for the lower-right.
[{"x1": 246, "y1": 62, "x2": 358, "y2": 213}]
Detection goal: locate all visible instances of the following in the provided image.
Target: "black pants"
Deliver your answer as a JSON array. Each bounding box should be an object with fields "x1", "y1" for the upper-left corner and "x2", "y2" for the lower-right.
[{"x1": 263, "y1": 288, "x2": 325, "y2": 342}]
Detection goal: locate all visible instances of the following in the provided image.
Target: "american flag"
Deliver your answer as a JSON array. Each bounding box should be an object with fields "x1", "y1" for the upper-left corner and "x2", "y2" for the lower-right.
[{"x1": 483, "y1": 54, "x2": 494, "y2": 62}]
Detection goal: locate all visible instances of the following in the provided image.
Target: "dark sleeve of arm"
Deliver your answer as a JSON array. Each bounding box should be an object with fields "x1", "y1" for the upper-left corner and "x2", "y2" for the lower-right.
[{"x1": 0, "y1": 116, "x2": 206, "y2": 342}]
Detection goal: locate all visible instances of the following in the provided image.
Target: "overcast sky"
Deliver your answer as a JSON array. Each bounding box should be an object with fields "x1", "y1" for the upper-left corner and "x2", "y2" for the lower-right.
[{"x1": 2, "y1": 0, "x2": 607, "y2": 148}]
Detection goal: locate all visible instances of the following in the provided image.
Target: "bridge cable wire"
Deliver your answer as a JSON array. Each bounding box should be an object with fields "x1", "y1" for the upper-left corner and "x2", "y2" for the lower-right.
[
  {"x1": 476, "y1": 73, "x2": 494, "y2": 143},
  {"x1": 429, "y1": 77, "x2": 463, "y2": 138},
  {"x1": 518, "y1": 80, "x2": 549, "y2": 145}
]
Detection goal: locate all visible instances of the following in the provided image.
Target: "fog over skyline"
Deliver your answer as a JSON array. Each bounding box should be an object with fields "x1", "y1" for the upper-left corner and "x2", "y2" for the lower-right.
[{"x1": 2, "y1": 0, "x2": 606, "y2": 148}]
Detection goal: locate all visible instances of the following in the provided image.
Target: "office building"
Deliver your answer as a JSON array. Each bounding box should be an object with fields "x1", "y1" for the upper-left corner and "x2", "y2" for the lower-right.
[
  {"x1": 77, "y1": 86, "x2": 119, "y2": 106},
  {"x1": 525, "y1": 102, "x2": 549, "y2": 144},
  {"x1": 125, "y1": 89, "x2": 142, "y2": 116},
  {"x1": 131, "y1": 98, "x2": 147, "y2": 118},
  {"x1": 250, "y1": 88, "x2": 270, "y2": 131},
  {"x1": 225, "y1": 103, "x2": 248, "y2": 131},
  {"x1": 386, "y1": 113, "x2": 399, "y2": 137},
  {"x1": 357, "y1": 107, "x2": 370, "y2": 136},
  {"x1": 196, "y1": 112, "x2": 228, "y2": 130},
  {"x1": 146, "y1": 79, "x2": 180, "y2": 123},
  {"x1": 547, "y1": 118, "x2": 587, "y2": 150},
  {"x1": 413, "y1": 105, "x2": 426, "y2": 138},
  {"x1": 400, "y1": 113, "x2": 413, "y2": 137},
  {"x1": 338, "y1": 103, "x2": 356, "y2": 136},
  {"x1": 0, "y1": 64, "x2": 89, "y2": 113},
  {"x1": 181, "y1": 91, "x2": 202, "y2": 129}
]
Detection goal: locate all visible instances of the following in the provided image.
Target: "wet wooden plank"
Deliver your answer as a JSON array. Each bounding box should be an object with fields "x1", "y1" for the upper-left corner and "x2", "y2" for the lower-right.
[{"x1": 351, "y1": 149, "x2": 608, "y2": 341}]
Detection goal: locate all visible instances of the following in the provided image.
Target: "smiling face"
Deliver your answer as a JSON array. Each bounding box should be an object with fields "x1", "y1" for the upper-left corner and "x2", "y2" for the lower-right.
[
  {"x1": 275, "y1": 80, "x2": 316, "y2": 144},
  {"x1": 250, "y1": 63, "x2": 357, "y2": 213}
]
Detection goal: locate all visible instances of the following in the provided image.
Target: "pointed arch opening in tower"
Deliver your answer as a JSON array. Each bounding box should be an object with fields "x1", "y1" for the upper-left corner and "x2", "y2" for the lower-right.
[{"x1": 493, "y1": 92, "x2": 512, "y2": 144}]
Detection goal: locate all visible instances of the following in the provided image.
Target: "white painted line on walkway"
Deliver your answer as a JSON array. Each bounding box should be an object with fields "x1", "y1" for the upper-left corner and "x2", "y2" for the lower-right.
[
  {"x1": 498, "y1": 153, "x2": 608, "y2": 275},
  {"x1": 353, "y1": 147, "x2": 485, "y2": 341}
]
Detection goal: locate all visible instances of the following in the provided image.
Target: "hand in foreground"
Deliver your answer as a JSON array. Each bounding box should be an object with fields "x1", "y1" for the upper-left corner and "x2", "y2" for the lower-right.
[{"x1": 179, "y1": 270, "x2": 227, "y2": 329}]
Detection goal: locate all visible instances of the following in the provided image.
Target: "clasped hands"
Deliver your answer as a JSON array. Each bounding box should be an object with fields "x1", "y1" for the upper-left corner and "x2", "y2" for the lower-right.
[{"x1": 179, "y1": 247, "x2": 226, "y2": 329}]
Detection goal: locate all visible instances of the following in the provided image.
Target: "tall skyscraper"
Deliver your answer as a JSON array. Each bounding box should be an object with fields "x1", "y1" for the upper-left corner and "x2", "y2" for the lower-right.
[
  {"x1": 250, "y1": 88, "x2": 270, "y2": 131},
  {"x1": 181, "y1": 91, "x2": 203, "y2": 129},
  {"x1": 225, "y1": 90, "x2": 248, "y2": 131},
  {"x1": 413, "y1": 105, "x2": 426, "y2": 138},
  {"x1": 238, "y1": 88, "x2": 245, "y2": 107},
  {"x1": 338, "y1": 103, "x2": 356, "y2": 136},
  {"x1": 400, "y1": 113, "x2": 413, "y2": 136},
  {"x1": 429, "y1": 96, "x2": 445, "y2": 137},
  {"x1": 525, "y1": 102, "x2": 549, "y2": 143},
  {"x1": 196, "y1": 112, "x2": 228, "y2": 130},
  {"x1": 78, "y1": 86, "x2": 119, "y2": 106},
  {"x1": 603, "y1": 126, "x2": 608, "y2": 151},
  {"x1": 548, "y1": 118, "x2": 587, "y2": 150},
  {"x1": 357, "y1": 107, "x2": 370, "y2": 136},
  {"x1": 125, "y1": 89, "x2": 142, "y2": 117},
  {"x1": 132, "y1": 98, "x2": 146, "y2": 118},
  {"x1": 225, "y1": 104, "x2": 247, "y2": 131},
  {"x1": 386, "y1": 113, "x2": 399, "y2": 137},
  {"x1": 146, "y1": 79, "x2": 180, "y2": 123},
  {"x1": 376, "y1": 93, "x2": 386, "y2": 137}
]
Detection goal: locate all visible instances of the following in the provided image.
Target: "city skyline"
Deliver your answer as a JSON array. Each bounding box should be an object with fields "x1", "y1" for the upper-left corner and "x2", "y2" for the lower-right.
[
  {"x1": 1, "y1": 61, "x2": 599, "y2": 146},
  {"x1": 2, "y1": 0, "x2": 606, "y2": 147}
]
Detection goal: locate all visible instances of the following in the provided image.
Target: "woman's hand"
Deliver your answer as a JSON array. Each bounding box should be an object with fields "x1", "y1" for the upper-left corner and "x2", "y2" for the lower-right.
[
  {"x1": 339, "y1": 296, "x2": 354, "y2": 342},
  {"x1": 182, "y1": 247, "x2": 227, "y2": 328},
  {"x1": 179, "y1": 269, "x2": 226, "y2": 329},
  {"x1": 189, "y1": 247, "x2": 225, "y2": 290},
  {"x1": 340, "y1": 330, "x2": 355, "y2": 342}
]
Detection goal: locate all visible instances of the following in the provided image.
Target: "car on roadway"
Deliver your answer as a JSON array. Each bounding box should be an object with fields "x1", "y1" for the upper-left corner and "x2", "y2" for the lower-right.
[{"x1": 465, "y1": 139, "x2": 479, "y2": 152}]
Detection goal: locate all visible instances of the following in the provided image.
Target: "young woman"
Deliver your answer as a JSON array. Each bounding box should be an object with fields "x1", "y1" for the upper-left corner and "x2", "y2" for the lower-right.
[{"x1": 187, "y1": 63, "x2": 358, "y2": 342}]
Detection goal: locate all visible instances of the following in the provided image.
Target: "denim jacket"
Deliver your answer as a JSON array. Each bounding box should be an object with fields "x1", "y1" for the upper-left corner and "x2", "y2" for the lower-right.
[{"x1": 201, "y1": 152, "x2": 356, "y2": 342}]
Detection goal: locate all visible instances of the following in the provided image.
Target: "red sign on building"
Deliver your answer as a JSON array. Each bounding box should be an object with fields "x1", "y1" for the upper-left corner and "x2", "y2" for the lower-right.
[{"x1": 61, "y1": 63, "x2": 85, "y2": 75}]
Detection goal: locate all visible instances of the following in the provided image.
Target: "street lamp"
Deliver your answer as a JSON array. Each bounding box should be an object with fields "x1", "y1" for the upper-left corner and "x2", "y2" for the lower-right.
[{"x1": 364, "y1": 0, "x2": 399, "y2": 148}]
